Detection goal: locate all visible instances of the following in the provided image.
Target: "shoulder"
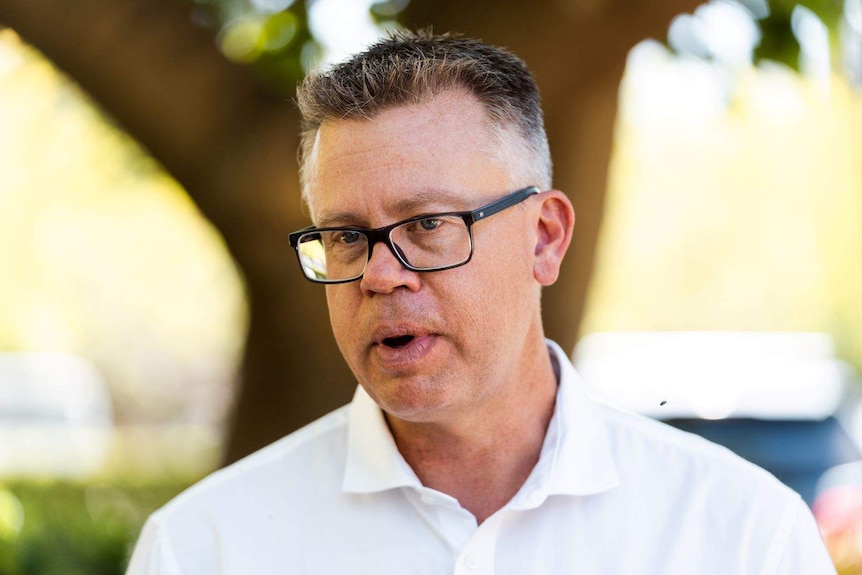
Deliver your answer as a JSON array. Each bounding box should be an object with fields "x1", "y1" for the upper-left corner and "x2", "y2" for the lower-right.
[
  {"x1": 599, "y1": 403, "x2": 799, "y2": 509},
  {"x1": 595, "y1": 405, "x2": 835, "y2": 572},
  {"x1": 601, "y1": 402, "x2": 782, "y2": 479},
  {"x1": 161, "y1": 404, "x2": 350, "y2": 520},
  {"x1": 127, "y1": 406, "x2": 353, "y2": 574}
]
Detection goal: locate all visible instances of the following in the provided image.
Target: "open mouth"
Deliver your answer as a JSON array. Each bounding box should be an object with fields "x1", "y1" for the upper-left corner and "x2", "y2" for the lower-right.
[{"x1": 381, "y1": 335, "x2": 415, "y2": 348}]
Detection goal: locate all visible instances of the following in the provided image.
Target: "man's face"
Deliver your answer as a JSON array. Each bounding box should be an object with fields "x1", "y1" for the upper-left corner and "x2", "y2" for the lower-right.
[{"x1": 307, "y1": 90, "x2": 544, "y2": 424}]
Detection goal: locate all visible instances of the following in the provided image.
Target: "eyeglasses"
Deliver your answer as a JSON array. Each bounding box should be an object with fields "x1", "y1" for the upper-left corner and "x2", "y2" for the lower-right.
[{"x1": 289, "y1": 186, "x2": 540, "y2": 284}]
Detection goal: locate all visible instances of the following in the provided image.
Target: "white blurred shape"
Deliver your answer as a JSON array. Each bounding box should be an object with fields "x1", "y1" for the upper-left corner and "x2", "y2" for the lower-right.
[
  {"x1": 574, "y1": 332, "x2": 848, "y2": 420},
  {"x1": 0, "y1": 353, "x2": 113, "y2": 477},
  {"x1": 308, "y1": 0, "x2": 388, "y2": 67},
  {"x1": 739, "y1": 0, "x2": 769, "y2": 19},
  {"x1": 670, "y1": 3, "x2": 760, "y2": 62},
  {"x1": 792, "y1": 5, "x2": 831, "y2": 91},
  {"x1": 251, "y1": 0, "x2": 295, "y2": 14},
  {"x1": 843, "y1": 0, "x2": 862, "y2": 85},
  {"x1": 668, "y1": 14, "x2": 711, "y2": 58},
  {"x1": 696, "y1": 0, "x2": 760, "y2": 67},
  {"x1": 624, "y1": 40, "x2": 728, "y2": 127},
  {"x1": 848, "y1": 0, "x2": 862, "y2": 29},
  {"x1": 746, "y1": 61, "x2": 808, "y2": 121}
]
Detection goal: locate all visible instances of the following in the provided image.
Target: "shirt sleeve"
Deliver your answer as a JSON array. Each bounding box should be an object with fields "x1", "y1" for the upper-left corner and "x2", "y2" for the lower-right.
[
  {"x1": 126, "y1": 514, "x2": 182, "y2": 575},
  {"x1": 761, "y1": 495, "x2": 836, "y2": 575}
]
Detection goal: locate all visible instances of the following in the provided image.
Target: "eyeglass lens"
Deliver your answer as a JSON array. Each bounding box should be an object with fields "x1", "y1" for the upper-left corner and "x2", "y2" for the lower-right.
[{"x1": 296, "y1": 215, "x2": 472, "y2": 282}]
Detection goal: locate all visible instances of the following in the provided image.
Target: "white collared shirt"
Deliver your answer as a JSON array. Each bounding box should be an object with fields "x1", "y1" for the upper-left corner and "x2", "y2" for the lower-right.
[{"x1": 127, "y1": 340, "x2": 835, "y2": 574}]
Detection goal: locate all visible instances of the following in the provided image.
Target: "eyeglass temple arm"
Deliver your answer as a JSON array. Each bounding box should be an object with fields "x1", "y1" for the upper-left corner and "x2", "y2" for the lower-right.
[{"x1": 470, "y1": 186, "x2": 540, "y2": 222}]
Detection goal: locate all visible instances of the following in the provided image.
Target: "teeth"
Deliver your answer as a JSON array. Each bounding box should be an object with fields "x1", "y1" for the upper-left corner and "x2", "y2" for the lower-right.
[{"x1": 383, "y1": 335, "x2": 414, "y2": 348}]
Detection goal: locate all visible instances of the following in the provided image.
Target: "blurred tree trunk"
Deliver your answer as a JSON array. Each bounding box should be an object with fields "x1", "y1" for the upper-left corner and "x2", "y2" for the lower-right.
[
  {"x1": 0, "y1": 0, "x2": 355, "y2": 464},
  {"x1": 0, "y1": 0, "x2": 702, "y2": 465},
  {"x1": 405, "y1": 0, "x2": 702, "y2": 352}
]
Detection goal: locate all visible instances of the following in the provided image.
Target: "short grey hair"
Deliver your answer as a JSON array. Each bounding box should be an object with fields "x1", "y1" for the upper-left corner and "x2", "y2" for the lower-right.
[{"x1": 296, "y1": 30, "x2": 552, "y2": 210}]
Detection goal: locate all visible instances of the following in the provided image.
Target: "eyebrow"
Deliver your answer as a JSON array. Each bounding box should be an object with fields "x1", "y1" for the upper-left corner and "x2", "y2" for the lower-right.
[{"x1": 315, "y1": 189, "x2": 473, "y2": 228}]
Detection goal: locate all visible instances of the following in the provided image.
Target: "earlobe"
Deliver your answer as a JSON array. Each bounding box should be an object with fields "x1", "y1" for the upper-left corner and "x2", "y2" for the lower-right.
[{"x1": 533, "y1": 191, "x2": 575, "y2": 286}]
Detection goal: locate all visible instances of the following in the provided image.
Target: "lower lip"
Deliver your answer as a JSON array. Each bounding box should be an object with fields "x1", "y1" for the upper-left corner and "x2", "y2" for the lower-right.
[{"x1": 372, "y1": 335, "x2": 437, "y2": 370}]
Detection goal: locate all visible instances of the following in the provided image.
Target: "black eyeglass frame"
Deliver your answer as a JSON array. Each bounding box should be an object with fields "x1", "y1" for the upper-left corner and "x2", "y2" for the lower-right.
[{"x1": 289, "y1": 186, "x2": 541, "y2": 284}]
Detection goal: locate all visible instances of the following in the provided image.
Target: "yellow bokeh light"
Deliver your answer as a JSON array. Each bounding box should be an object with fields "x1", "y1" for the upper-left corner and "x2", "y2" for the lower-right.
[
  {"x1": 0, "y1": 31, "x2": 247, "y2": 427},
  {"x1": 584, "y1": 42, "x2": 862, "y2": 371}
]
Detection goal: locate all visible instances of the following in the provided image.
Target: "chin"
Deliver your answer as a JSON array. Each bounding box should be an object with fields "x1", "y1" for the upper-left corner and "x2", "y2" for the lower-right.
[{"x1": 364, "y1": 374, "x2": 457, "y2": 423}]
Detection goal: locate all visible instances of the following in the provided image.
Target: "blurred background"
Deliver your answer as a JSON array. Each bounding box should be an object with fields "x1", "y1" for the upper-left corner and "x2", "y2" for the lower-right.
[{"x1": 0, "y1": 0, "x2": 860, "y2": 572}]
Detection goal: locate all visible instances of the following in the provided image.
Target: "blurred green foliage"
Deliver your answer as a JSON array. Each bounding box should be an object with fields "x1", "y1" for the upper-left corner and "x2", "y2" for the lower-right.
[
  {"x1": 0, "y1": 30, "x2": 245, "y2": 424},
  {"x1": 189, "y1": 0, "x2": 314, "y2": 94},
  {"x1": 755, "y1": 0, "x2": 845, "y2": 68},
  {"x1": 0, "y1": 480, "x2": 190, "y2": 575},
  {"x1": 188, "y1": 0, "x2": 405, "y2": 94},
  {"x1": 194, "y1": 0, "x2": 844, "y2": 90}
]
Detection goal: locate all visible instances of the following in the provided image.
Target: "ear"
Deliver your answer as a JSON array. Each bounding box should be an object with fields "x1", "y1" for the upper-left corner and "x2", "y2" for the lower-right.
[{"x1": 532, "y1": 191, "x2": 575, "y2": 286}]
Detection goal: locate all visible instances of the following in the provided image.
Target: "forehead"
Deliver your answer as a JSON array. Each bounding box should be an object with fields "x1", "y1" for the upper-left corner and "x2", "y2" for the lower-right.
[{"x1": 307, "y1": 91, "x2": 517, "y2": 225}]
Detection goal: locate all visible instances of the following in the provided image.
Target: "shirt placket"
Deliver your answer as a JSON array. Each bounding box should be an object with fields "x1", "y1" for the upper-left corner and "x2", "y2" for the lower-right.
[
  {"x1": 452, "y1": 511, "x2": 507, "y2": 575},
  {"x1": 404, "y1": 488, "x2": 478, "y2": 556}
]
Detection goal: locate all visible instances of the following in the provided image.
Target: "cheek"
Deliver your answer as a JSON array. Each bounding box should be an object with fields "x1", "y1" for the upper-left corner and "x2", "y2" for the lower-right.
[
  {"x1": 446, "y1": 235, "x2": 535, "y2": 333},
  {"x1": 471, "y1": 221, "x2": 536, "y2": 293},
  {"x1": 325, "y1": 287, "x2": 357, "y2": 350}
]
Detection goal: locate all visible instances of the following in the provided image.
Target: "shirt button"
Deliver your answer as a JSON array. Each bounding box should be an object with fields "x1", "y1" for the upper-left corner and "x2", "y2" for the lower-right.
[{"x1": 464, "y1": 555, "x2": 479, "y2": 570}]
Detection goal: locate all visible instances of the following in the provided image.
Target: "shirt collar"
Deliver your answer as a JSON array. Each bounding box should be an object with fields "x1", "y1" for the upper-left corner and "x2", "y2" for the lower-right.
[
  {"x1": 342, "y1": 339, "x2": 619, "y2": 498},
  {"x1": 541, "y1": 339, "x2": 619, "y2": 497},
  {"x1": 342, "y1": 385, "x2": 421, "y2": 493}
]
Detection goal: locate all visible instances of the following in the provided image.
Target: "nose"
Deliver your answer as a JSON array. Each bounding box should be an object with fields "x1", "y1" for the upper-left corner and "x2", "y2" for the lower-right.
[{"x1": 359, "y1": 240, "x2": 421, "y2": 295}]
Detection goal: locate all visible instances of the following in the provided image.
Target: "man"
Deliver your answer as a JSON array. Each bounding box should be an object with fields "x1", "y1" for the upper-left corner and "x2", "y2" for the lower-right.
[{"x1": 128, "y1": 31, "x2": 835, "y2": 574}]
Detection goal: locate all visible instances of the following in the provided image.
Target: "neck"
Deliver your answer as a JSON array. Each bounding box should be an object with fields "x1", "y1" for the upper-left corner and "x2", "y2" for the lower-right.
[{"x1": 386, "y1": 337, "x2": 558, "y2": 524}]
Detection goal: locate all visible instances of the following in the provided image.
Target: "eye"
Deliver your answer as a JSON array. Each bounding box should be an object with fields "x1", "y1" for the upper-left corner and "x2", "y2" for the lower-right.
[
  {"x1": 418, "y1": 218, "x2": 441, "y2": 231},
  {"x1": 335, "y1": 230, "x2": 363, "y2": 244}
]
